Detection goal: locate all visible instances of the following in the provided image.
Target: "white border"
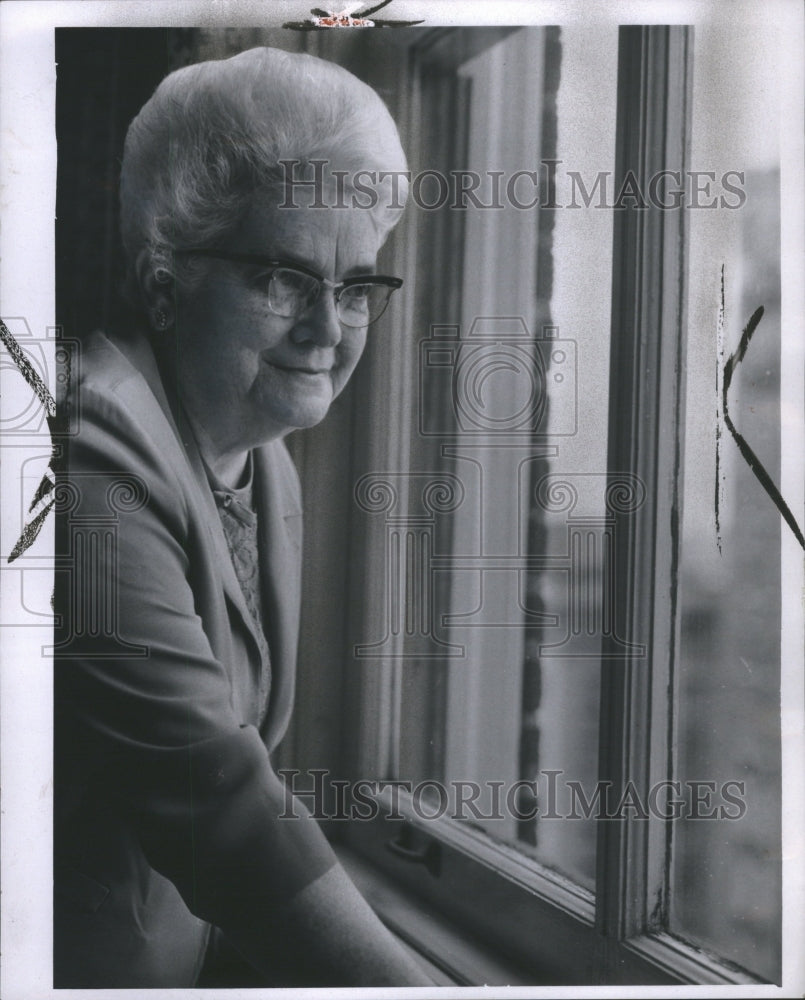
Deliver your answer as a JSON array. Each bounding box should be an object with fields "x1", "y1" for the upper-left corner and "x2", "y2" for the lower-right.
[
  {"x1": 777, "y1": 2, "x2": 805, "y2": 995},
  {"x1": 0, "y1": 2, "x2": 802, "y2": 998}
]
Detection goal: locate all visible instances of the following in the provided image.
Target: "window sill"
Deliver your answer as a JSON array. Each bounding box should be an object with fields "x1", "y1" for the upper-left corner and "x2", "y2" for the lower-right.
[
  {"x1": 336, "y1": 845, "x2": 536, "y2": 987},
  {"x1": 336, "y1": 830, "x2": 768, "y2": 987}
]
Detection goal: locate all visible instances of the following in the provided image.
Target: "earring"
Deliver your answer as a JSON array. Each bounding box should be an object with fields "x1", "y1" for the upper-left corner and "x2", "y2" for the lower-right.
[{"x1": 154, "y1": 309, "x2": 169, "y2": 330}]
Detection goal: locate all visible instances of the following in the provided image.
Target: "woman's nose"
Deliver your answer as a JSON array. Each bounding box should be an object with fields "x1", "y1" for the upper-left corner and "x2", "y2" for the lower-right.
[{"x1": 290, "y1": 289, "x2": 342, "y2": 347}]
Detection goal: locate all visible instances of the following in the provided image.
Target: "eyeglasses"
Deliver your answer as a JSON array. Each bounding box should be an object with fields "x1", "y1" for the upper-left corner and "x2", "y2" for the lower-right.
[{"x1": 175, "y1": 249, "x2": 403, "y2": 328}]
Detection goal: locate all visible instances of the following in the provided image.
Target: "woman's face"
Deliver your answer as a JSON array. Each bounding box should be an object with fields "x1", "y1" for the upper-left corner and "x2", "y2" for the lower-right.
[{"x1": 173, "y1": 190, "x2": 384, "y2": 458}]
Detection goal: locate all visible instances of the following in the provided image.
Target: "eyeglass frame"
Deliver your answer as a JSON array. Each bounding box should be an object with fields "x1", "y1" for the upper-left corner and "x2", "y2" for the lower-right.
[{"x1": 173, "y1": 248, "x2": 403, "y2": 327}]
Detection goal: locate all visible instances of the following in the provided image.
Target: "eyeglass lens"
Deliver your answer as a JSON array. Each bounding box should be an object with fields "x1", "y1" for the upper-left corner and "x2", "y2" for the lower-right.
[{"x1": 268, "y1": 269, "x2": 393, "y2": 327}]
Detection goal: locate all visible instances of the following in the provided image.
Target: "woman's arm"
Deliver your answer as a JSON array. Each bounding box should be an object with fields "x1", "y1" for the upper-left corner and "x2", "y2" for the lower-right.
[
  {"x1": 57, "y1": 378, "x2": 433, "y2": 986},
  {"x1": 224, "y1": 864, "x2": 435, "y2": 986}
]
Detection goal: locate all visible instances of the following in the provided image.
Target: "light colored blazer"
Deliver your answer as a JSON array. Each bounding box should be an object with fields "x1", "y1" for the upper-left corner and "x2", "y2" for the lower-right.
[{"x1": 54, "y1": 329, "x2": 335, "y2": 987}]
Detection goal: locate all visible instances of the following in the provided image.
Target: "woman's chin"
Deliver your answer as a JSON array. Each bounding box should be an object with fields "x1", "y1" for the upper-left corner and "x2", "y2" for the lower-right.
[
  {"x1": 264, "y1": 393, "x2": 335, "y2": 435},
  {"x1": 258, "y1": 366, "x2": 335, "y2": 429}
]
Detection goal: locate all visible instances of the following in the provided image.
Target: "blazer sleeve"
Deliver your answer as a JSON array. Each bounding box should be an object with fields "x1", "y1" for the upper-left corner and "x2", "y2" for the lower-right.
[{"x1": 56, "y1": 380, "x2": 337, "y2": 936}]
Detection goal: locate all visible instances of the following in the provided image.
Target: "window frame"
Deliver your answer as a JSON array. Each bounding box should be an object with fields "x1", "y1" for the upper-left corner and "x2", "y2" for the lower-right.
[{"x1": 305, "y1": 24, "x2": 771, "y2": 986}]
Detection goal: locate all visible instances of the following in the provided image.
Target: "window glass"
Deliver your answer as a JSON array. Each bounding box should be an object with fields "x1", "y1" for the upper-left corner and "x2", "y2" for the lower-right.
[{"x1": 396, "y1": 25, "x2": 618, "y2": 891}]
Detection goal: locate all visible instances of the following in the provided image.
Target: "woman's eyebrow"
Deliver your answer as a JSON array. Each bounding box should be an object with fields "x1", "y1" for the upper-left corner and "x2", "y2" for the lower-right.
[
  {"x1": 248, "y1": 250, "x2": 318, "y2": 271},
  {"x1": 340, "y1": 264, "x2": 379, "y2": 280},
  {"x1": 275, "y1": 256, "x2": 378, "y2": 280}
]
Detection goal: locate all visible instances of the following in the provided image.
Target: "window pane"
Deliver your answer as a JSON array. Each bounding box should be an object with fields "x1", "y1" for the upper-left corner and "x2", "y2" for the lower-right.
[
  {"x1": 671, "y1": 18, "x2": 781, "y2": 982},
  {"x1": 397, "y1": 25, "x2": 618, "y2": 891}
]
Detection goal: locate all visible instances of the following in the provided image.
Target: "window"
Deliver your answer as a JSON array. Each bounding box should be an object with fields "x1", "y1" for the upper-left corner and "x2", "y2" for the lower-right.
[{"x1": 280, "y1": 19, "x2": 793, "y2": 987}]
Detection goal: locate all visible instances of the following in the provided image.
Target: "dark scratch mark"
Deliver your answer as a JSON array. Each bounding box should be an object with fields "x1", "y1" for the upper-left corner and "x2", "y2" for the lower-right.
[
  {"x1": 28, "y1": 470, "x2": 54, "y2": 513},
  {"x1": 714, "y1": 264, "x2": 725, "y2": 552},
  {"x1": 7, "y1": 501, "x2": 55, "y2": 563},
  {"x1": 351, "y1": 0, "x2": 393, "y2": 15},
  {"x1": 0, "y1": 318, "x2": 55, "y2": 420},
  {"x1": 0, "y1": 317, "x2": 63, "y2": 563},
  {"x1": 721, "y1": 299, "x2": 805, "y2": 551}
]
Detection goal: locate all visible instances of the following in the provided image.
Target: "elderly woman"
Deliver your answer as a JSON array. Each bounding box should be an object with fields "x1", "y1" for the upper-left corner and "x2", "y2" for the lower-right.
[{"x1": 54, "y1": 47, "x2": 431, "y2": 988}]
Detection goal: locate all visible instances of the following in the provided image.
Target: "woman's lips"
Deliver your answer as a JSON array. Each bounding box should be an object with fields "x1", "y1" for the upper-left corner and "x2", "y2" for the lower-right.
[{"x1": 265, "y1": 359, "x2": 331, "y2": 376}]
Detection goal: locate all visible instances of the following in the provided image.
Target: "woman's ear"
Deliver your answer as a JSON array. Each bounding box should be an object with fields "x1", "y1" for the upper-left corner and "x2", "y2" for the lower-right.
[{"x1": 136, "y1": 249, "x2": 175, "y2": 331}]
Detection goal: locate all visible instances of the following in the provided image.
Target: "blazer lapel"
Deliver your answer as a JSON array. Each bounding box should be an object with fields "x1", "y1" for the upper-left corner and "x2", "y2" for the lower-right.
[
  {"x1": 254, "y1": 442, "x2": 302, "y2": 750},
  {"x1": 120, "y1": 331, "x2": 264, "y2": 660},
  {"x1": 106, "y1": 330, "x2": 300, "y2": 743}
]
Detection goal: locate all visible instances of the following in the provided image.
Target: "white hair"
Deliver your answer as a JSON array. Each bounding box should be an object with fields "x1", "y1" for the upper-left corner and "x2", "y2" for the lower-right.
[{"x1": 119, "y1": 46, "x2": 408, "y2": 311}]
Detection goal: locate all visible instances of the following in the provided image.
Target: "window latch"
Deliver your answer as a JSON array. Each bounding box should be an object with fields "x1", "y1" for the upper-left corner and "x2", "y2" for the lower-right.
[{"x1": 386, "y1": 823, "x2": 442, "y2": 877}]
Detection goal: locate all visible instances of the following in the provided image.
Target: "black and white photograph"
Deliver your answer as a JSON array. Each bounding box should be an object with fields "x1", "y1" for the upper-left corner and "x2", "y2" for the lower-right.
[{"x1": 0, "y1": 1, "x2": 803, "y2": 995}]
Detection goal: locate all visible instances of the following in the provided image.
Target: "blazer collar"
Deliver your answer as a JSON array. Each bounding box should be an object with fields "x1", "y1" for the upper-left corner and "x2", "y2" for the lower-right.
[{"x1": 112, "y1": 329, "x2": 301, "y2": 747}]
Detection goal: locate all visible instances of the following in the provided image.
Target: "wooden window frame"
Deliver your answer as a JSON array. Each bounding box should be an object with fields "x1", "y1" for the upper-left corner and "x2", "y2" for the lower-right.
[{"x1": 295, "y1": 25, "x2": 771, "y2": 986}]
